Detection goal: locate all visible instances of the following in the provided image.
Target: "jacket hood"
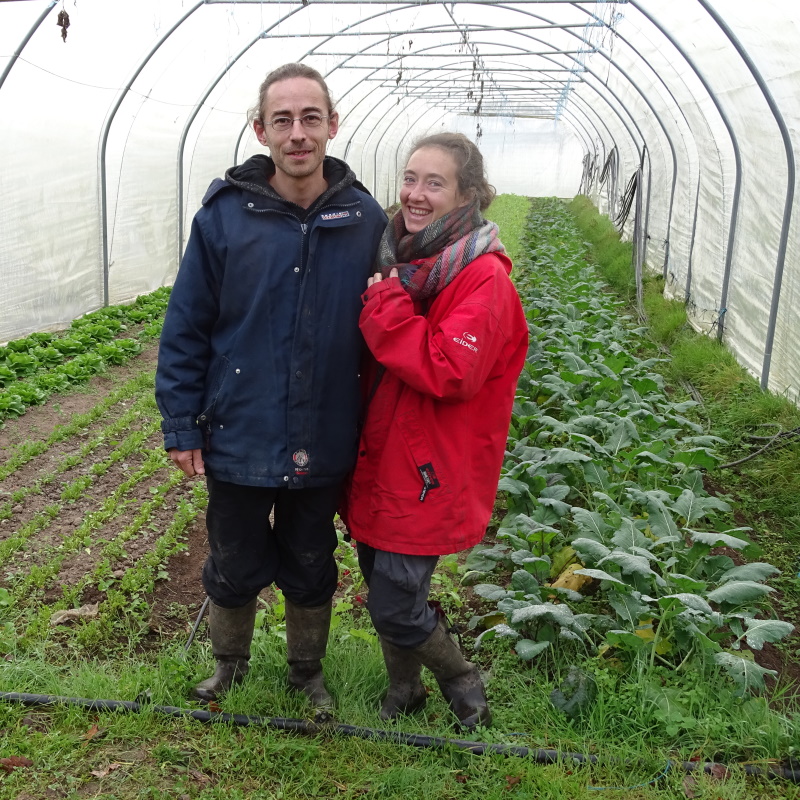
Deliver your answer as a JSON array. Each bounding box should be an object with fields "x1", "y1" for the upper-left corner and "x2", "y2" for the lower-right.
[{"x1": 224, "y1": 154, "x2": 371, "y2": 214}]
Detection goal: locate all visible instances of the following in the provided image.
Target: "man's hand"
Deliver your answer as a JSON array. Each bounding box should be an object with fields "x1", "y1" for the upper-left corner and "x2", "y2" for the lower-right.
[
  {"x1": 168, "y1": 448, "x2": 205, "y2": 477},
  {"x1": 367, "y1": 266, "x2": 399, "y2": 288}
]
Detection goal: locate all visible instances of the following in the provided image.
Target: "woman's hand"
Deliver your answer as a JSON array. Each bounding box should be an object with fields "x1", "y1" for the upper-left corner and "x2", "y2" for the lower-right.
[{"x1": 367, "y1": 267, "x2": 399, "y2": 288}]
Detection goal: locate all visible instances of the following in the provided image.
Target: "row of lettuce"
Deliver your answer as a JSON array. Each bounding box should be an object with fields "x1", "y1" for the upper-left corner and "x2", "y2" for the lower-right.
[
  {"x1": 469, "y1": 198, "x2": 792, "y2": 696},
  {"x1": 0, "y1": 288, "x2": 169, "y2": 420}
]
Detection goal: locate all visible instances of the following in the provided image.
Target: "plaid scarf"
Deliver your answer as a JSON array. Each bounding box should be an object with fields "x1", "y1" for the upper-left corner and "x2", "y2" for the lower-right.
[{"x1": 375, "y1": 201, "x2": 505, "y2": 301}]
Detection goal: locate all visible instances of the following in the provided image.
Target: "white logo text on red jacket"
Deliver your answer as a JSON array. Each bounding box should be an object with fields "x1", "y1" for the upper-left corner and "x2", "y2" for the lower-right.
[{"x1": 453, "y1": 331, "x2": 479, "y2": 352}]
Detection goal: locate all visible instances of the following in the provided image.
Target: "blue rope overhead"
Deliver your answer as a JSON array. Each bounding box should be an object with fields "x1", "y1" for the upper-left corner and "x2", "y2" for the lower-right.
[{"x1": 556, "y1": 1, "x2": 623, "y2": 121}]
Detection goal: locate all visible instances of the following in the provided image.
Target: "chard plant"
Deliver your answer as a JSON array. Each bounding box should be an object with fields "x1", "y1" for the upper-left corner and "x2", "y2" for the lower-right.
[{"x1": 470, "y1": 199, "x2": 792, "y2": 693}]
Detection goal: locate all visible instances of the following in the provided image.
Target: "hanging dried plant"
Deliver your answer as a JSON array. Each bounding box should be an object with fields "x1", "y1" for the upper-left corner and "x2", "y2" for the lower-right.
[{"x1": 57, "y1": 9, "x2": 70, "y2": 42}]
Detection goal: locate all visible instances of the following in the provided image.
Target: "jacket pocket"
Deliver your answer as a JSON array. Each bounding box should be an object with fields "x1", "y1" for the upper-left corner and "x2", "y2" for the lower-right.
[
  {"x1": 197, "y1": 356, "x2": 230, "y2": 427},
  {"x1": 394, "y1": 411, "x2": 451, "y2": 503},
  {"x1": 364, "y1": 408, "x2": 455, "y2": 532}
]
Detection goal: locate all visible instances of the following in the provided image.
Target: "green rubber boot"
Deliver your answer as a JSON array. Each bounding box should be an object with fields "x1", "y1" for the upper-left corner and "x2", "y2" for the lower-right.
[
  {"x1": 379, "y1": 636, "x2": 428, "y2": 720},
  {"x1": 285, "y1": 598, "x2": 334, "y2": 720},
  {"x1": 192, "y1": 598, "x2": 258, "y2": 702},
  {"x1": 413, "y1": 617, "x2": 491, "y2": 730}
]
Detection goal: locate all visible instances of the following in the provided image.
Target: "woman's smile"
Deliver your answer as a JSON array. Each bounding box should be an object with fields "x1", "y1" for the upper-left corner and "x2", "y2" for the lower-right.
[{"x1": 399, "y1": 146, "x2": 465, "y2": 234}]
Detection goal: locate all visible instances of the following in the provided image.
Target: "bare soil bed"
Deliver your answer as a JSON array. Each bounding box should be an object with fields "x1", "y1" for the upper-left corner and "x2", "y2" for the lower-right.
[{"x1": 0, "y1": 342, "x2": 208, "y2": 652}]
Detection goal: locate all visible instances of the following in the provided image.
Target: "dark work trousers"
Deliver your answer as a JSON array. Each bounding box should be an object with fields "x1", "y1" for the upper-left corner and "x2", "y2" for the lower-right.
[
  {"x1": 203, "y1": 475, "x2": 340, "y2": 609},
  {"x1": 357, "y1": 542, "x2": 439, "y2": 649}
]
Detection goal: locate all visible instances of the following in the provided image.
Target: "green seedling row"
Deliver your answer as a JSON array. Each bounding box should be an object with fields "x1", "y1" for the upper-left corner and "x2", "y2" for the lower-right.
[
  {"x1": 0, "y1": 370, "x2": 155, "y2": 481},
  {"x1": 0, "y1": 420, "x2": 160, "y2": 571},
  {"x1": 65, "y1": 467, "x2": 187, "y2": 604},
  {"x1": 10, "y1": 439, "x2": 166, "y2": 608},
  {"x1": 70, "y1": 482, "x2": 207, "y2": 651},
  {"x1": 0, "y1": 504, "x2": 61, "y2": 566},
  {"x1": 0, "y1": 392, "x2": 159, "y2": 519}
]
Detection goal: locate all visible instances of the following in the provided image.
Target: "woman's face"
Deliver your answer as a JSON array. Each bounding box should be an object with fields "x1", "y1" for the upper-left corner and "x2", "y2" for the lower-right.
[{"x1": 399, "y1": 146, "x2": 466, "y2": 234}]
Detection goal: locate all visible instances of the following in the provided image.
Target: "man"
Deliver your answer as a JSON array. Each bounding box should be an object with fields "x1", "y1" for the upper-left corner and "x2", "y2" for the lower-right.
[{"x1": 155, "y1": 63, "x2": 387, "y2": 713}]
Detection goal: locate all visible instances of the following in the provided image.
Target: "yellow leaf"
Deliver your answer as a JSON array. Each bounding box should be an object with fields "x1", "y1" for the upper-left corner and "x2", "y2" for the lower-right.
[
  {"x1": 634, "y1": 619, "x2": 672, "y2": 654},
  {"x1": 634, "y1": 619, "x2": 655, "y2": 642},
  {"x1": 656, "y1": 638, "x2": 673, "y2": 655},
  {"x1": 477, "y1": 611, "x2": 506, "y2": 630},
  {"x1": 597, "y1": 647, "x2": 625, "y2": 670},
  {"x1": 549, "y1": 546, "x2": 578, "y2": 578},
  {"x1": 549, "y1": 562, "x2": 591, "y2": 592}
]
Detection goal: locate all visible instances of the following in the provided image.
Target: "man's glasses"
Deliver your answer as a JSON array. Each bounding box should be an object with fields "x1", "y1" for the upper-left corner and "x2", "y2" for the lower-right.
[{"x1": 264, "y1": 113, "x2": 328, "y2": 132}]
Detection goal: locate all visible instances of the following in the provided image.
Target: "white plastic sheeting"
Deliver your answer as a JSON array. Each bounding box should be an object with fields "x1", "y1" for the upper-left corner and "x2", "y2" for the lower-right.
[
  {"x1": 0, "y1": 0, "x2": 798, "y2": 400},
  {"x1": 577, "y1": 1, "x2": 799, "y2": 402}
]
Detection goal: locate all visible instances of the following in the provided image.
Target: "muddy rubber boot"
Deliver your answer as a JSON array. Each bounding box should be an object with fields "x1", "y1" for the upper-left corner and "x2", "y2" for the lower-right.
[
  {"x1": 379, "y1": 637, "x2": 428, "y2": 720},
  {"x1": 285, "y1": 598, "x2": 334, "y2": 720},
  {"x1": 192, "y1": 598, "x2": 258, "y2": 702},
  {"x1": 413, "y1": 617, "x2": 491, "y2": 730}
]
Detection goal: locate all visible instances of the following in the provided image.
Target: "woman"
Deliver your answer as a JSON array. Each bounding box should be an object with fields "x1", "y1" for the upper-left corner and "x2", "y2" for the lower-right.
[{"x1": 342, "y1": 132, "x2": 528, "y2": 730}]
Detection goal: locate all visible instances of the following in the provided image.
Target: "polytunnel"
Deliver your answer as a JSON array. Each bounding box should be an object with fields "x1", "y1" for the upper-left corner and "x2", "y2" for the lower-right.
[{"x1": 1, "y1": 0, "x2": 798, "y2": 401}]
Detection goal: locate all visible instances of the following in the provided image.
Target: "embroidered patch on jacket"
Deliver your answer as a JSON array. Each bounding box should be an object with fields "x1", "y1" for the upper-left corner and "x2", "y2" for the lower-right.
[
  {"x1": 452, "y1": 331, "x2": 479, "y2": 353},
  {"x1": 293, "y1": 449, "x2": 309, "y2": 467},
  {"x1": 417, "y1": 462, "x2": 441, "y2": 502},
  {"x1": 321, "y1": 211, "x2": 350, "y2": 221}
]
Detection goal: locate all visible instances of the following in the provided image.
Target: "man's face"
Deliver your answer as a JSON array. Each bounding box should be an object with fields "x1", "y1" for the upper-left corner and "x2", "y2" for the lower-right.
[{"x1": 253, "y1": 77, "x2": 338, "y2": 182}]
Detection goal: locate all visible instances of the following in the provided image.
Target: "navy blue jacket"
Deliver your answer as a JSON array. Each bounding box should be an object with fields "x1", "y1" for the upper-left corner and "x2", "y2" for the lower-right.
[{"x1": 155, "y1": 155, "x2": 387, "y2": 488}]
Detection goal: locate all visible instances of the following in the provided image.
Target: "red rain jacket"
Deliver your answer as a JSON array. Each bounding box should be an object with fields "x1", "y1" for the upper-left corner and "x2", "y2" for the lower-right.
[{"x1": 342, "y1": 252, "x2": 528, "y2": 556}]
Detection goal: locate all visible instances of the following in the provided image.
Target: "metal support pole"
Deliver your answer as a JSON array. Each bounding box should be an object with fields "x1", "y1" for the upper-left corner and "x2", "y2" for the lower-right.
[
  {"x1": 696, "y1": 0, "x2": 796, "y2": 390},
  {"x1": 626, "y1": 1, "x2": 742, "y2": 343},
  {"x1": 99, "y1": 2, "x2": 204, "y2": 306},
  {"x1": 0, "y1": 0, "x2": 57, "y2": 93}
]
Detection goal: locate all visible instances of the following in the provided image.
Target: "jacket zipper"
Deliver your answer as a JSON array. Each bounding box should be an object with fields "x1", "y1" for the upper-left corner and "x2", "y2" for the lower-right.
[
  {"x1": 248, "y1": 199, "x2": 361, "y2": 218},
  {"x1": 300, "y1": 223, "x2": 308, "y2": 279}
]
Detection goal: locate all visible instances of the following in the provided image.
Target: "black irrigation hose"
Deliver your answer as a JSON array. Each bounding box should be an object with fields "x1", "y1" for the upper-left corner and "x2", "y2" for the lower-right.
[
  {"x1": 747, "y1": 425, "x2": 800, "y2": 442},
  {"x1": 599, "y1": 148, "x2": 617, "y2": 186},
  {"x1": 613, "y1": 169, "x2": 638, "y2": 230},
  {"x1": 1, "y1": 692, "x2": 798, "y2": 783},
  {"x1": 718, "y1": 424, "x2": 800, "y2": 470}
]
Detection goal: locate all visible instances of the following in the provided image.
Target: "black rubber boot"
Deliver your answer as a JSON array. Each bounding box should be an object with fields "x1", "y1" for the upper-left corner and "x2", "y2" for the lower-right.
[
  {"x1": 413, "y1": 617, "x2": 491, "y2": 730},
  {"x1": 379, "y1": 637, "x2": 428, "y2": 720},
  {"x1": 285, "y1": 598, "x2": 334, "y2": 719},
  {"x1": 192, "y1": 598, "x2": 258, "y2": 702}
]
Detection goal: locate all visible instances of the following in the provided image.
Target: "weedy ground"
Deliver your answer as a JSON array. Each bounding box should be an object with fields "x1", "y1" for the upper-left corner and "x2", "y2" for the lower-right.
[{"x1": 0, "y1": 196, "x2": 797, "y2": 799}]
